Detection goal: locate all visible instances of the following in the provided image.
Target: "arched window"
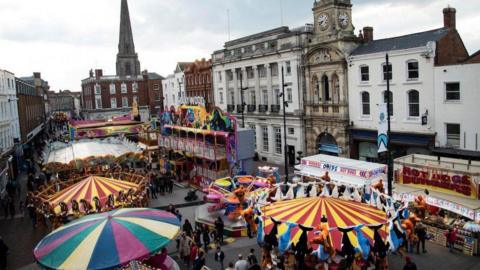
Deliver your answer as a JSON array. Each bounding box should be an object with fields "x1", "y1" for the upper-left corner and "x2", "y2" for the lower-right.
[
  {"x1": 383, "y1": 91, "x2": 394, "y2": 116},
  {"x1": 361, "y1": 91, "x2": 370, "y2": 115},
  {"x1": 312, "y1": 75, "x2": 320, "y2": 103},
  {"x1": 322, "y1": 75, "x2": 330, "y2": 102},
  {"x1": 408, "y1": 90, "x2": 420, "y2": 117},
  {"x1": 331, "y1": 74, "x2": 340, "y2": 103}
]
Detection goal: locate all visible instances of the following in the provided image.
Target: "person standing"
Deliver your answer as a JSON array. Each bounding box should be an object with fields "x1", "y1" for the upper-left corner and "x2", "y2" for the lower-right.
[
  {"x1": 414, "y1": 222, "x2": 427, "y2": 254},
  {"x1": 445, "y1": 228, "x2": 457, "y2": 252},
  {"x1": 214, "y1": 246, "x2": 225, "y2": 270},
  {"x1": 247, "y1": 249, "x2": 258, "y2": 266},
  {"x1": 225, "y1": 262, "x2": 235, "y2": 270},
  {"x1": 0, "y1": 236, "x2": 9, "y2": 270},
  {"x1": 183, "y1": 219, "x2": 193, "y2": 237},
  {"x1": 214, "y1": 217, "x2": 224, "y2": 245},
  {"x1": 235, "y1": 254, "x2": 249, "y2": 270},
  {"x1": 202, "y1": 225, "x2": 211, "y2": 252},
  {"x1": 402, "y1": 256, "x2": 417, "y2": 270}
]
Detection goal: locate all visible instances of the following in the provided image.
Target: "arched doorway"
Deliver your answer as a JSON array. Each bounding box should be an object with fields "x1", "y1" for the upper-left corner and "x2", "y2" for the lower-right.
[{"x1": 316, "y1": 133, "x2": 339, "y2": 156}]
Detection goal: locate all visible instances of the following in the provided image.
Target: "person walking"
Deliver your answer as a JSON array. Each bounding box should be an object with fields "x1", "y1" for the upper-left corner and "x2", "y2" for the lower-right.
[
  {"x1": 214, "y1": 246, "x2": 225, "y2": 270},
  {"x1": 193, "y1": 250, "x2": 206, "y2": 270},
  {"x1": 445, "y1": 228, "x2": 457, "y2": 252},
  {"x1": 247, "y1": 248, "x2": 258, "y2": 266},
  {"x1": 202, "y1": 225, "x2": 211, "y2": 252},
  {"x1": 402, "y1": 256, "x2": 417, "y2": 270},
  {"x1": 183, "y1": 219, "x2": 193, "y2": 237},
  {"x1": 414, "y1": 222, "x2": 427, "y2": 254},
  {"x1": 214, "y1": 217, "x2": 224, "y2": 245},
  {"x1": 0, "y1": 236, "x2": 9, "y2": 270},
  {"x1": 235, "y1": 254, "x2": 249, "y2": 270},
  {"x1": 149, "y1": 178, "x2": 157, "y2": 199}
]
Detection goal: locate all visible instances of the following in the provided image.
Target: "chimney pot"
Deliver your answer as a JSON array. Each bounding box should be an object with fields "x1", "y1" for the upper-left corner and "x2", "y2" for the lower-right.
[
  {"x1": 443, "y1": 6, "x2": 456, "y2": 29},
  {"x1": 363, "y1": 26, "x2": 374, "y2": 43}
]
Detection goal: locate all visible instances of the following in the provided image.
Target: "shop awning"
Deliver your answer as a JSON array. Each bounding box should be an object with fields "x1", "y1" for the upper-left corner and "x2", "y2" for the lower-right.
[
  {"x1": 394, "y1": 183, "x2": 480, "y2": 221},
  {"x1": 296, "y1": 166, "x2": 378, "y2": 187}
]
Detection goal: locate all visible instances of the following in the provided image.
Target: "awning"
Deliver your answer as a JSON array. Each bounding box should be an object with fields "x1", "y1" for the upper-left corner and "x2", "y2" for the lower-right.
[
  {"x1": 394, "y1": 183, "x2": 480, "y2": 221},
  {"x1": 350, "y1": 129, "x2": 435, "y2": 147},
  {"x1": 432, "y1": 147, "x2": 480, "y2": 161},
  {"x1": 295, "y1": 166, "x2": 378, "y2": 187}
]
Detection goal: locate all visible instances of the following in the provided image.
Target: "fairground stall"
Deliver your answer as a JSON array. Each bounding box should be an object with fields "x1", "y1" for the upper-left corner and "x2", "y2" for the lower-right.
[
  {"x1": 157, "y1": 105, "x2": 254, "y2": 188},
  {"x1": 68, "y1": 118, "x2": 144, "y2": 140},
  {"x1": 138, "y1": 123, "x2": 159, "y2": 165},
  {"x1": 394, "y1": 154, "x2": 480, "y2": 255}
]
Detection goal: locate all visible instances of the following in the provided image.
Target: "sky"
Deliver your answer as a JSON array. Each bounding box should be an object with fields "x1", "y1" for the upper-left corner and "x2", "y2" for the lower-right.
[{"x1": 1, "y1": 0, "x2": 479, "y2": 91}]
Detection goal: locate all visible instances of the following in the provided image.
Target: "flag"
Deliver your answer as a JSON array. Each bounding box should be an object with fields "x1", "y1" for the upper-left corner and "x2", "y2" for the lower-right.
[{"x1": 377, "y1": 103, "x2": 388, "y2": 153}]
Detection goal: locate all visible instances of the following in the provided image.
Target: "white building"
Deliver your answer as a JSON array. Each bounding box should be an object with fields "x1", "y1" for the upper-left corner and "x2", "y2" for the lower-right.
[
  {"x1": 162, "y1": 63, "x2": 190, "y2": 109},
  {"x1": 433, "y1": 58, "x2": 480, "y2": 154},
  {"x1": 347, "y1": 7, "x2": 469, "y2": 161},
  {"x1": 212, "y1": 26, "x2": 311, "y2": 165}
]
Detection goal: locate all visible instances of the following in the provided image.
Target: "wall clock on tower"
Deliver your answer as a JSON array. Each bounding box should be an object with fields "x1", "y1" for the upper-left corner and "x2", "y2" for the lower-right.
[
  {"x1": 318, "y1": 13, "x2": 329, "y2": 30},
  {"x1": 338, "y1": 12, "x2": 349, "y2": 28}
]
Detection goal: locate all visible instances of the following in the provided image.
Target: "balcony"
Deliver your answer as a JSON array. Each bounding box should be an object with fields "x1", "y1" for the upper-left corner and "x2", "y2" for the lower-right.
[
  {"x1": 305, "y1": 101, "x2": 348, "y2": 119},
  {"x1": 258, "y1": 105, "x2": 268, "y2": 113},
  {"x1": 227, "y1": 104, "x2": 235, "y2": 112},
  {"x1": 270, "y1": 105, "x2": 281, "y2": 113},
  {"x1": 236, "y1": 104, "x2": 244, "y2": 113},
  {"x1": 247, "y1": 105, "x2": 256, "y2": 112}
]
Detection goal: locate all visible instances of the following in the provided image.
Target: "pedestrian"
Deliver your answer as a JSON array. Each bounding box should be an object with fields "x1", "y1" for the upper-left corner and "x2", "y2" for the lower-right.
[
  {"x1": 214, "y1": 246, "x2": 225, "y2": 270},
  {"x1": 0, "y1": 236, "x2": 8, "y2": 270},
  {"x1": 445, "y1": 228, "x2": 457, "y2": 252},
  {"x1": 190, "y1": 243, "x2": 199, "y2": 268},
  {"x1": 214, "y1": 217, "x2": 224, "y2": 245},
  {"x1": 247, "y1": 248, "x2": 258, "y2": 266},
  {"x1": 402, "y1": 256, "x2": 417, "y2": 270},
  {"x1": 175, "y1": 209, "x2": 182, "y2": 222},
  {"x1": 183, "y1": 219, "x2": 193, "y2": 236},
  {"x1": 159, "y1": 176, "x2": 165, "y2": 195},
  {"x1": 178, "y1": 232, "x2": 191, "y2": 266},
  {"x1": 235, "y1": 254, "x2": 249, "y2": 270},
  {"x1": 225, "y1": 262, "x2": 235, "y2": 270},
  {"x1": 248, "y1": 262, "x2": 261, "y2": 270},
  {"x1": 149, "y1": 178, "x2": 157, "y2": 199},
  {"x1": 202, "y1": 225, "x2": 210, "y2": 252},
  {"x1": 168, "y1": 178, "x2": 174, "y2": 193},
  {"x1": 414, "y1": 222, "x2": 427, "y2": 254},
  {"x1": 193, "y1": 250, "x2": 206, "y2": 270}
]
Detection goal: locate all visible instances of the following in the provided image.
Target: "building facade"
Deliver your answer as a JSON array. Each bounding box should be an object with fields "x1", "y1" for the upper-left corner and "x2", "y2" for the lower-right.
[
  {"x1": 15, "y1": 77, "x2": 46, "y2": 144},
  {"x1": 81, "y1": 0, "x2": 163, "y2": 120},
  {"x1": 303, "y1": 0, "x2": 359, "y2": 157},
  {"x1": 347, "y1": 7, "x2": 470, "y2": 161},
  {"x1": 162, "y1": 63, "x2": 190, "y2": 109},
  {"x1": 0, "y1": 69, "x2": 20, "y2": 154},
  {"x1": 184, "y1": 59, "x2": 213, "y2": 110},
  {"x1": 48, "y1": 90, "x2": 76, "y2": 116},
  {"x1": 212, "y1": 26, "x2": 310, "y2": 165}
]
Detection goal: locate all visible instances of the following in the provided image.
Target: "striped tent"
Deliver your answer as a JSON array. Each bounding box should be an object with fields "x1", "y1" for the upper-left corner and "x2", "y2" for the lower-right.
[
  {"x1": 261, "y1": 197, "x2": 387, "y2": 250},
  {"x1": 48, "y1": 176, "x2": 139, "y2": 212}
]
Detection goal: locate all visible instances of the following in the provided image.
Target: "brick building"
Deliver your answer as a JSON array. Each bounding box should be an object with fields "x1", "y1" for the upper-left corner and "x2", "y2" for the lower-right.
[
  {"x1": 15, "y1": 77, "x2": 46, "y2": 143},
  {"x1": 81, "y1": 0, "x2": 163, "y2": 120},
  {"x1": 184, "y1": 58, "x2": 213, "y2": 110}
]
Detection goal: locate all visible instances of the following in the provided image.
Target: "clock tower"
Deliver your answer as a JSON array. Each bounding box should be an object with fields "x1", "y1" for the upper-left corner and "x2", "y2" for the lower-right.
[{"x1": 302, "y1": 0, "x2": 360, "y2": 157}]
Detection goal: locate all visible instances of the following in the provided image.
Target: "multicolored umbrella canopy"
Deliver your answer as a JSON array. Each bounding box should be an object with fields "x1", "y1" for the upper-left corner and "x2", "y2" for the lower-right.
[
  {"x1": 48, "y1": 176, "x2": 139, "y2": 211},
  {"x1": 262, "y1": 197, "x2": 387, "y2": 250},
  {"x1": 34, "y1": 208, "x2": 180, "y2": 270}
]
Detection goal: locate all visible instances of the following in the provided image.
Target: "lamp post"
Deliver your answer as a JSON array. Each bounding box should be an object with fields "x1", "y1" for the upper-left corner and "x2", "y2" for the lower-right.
[
  {"x1": 281, "y1": 66, "x2": 289, "y2": 182},
  {"x1": 238, "y1": 70, "x2": 248, "y2": 128},
  {"x1": 386, "y1": 53, "x2": 393, "y2": 196}
]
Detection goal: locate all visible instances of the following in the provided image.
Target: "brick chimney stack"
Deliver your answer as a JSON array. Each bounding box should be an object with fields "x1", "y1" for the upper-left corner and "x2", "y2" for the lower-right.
[
  {"x1": 443, "y1": 6, "x2": 456, "y2": 29},
  {"x1": 363, "y1": 26, "x2": 374, "y2": 43},
  {"x1": 95, "y1": 69, "x2": 103, "y2": 79},
  {"x1": 33, "y1": 72, "x2": 41, "y2": 79}
]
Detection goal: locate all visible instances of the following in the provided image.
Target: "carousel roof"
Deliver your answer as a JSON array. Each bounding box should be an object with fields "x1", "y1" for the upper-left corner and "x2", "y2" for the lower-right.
[
  {"x1": 48, "y1": 176, "x2": 140, "y2": 209},
  {"x1": 46, "y1": 138, "x2": 141, "y2": 164},
  {"x1": 262, "y1": 197, "x2": 387, "y2": 250}
]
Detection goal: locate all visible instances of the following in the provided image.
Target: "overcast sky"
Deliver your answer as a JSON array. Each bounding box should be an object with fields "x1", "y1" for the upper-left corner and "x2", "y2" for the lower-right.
[{"x1": 1, "y1": 0, "x2": 479, "y2": 91}]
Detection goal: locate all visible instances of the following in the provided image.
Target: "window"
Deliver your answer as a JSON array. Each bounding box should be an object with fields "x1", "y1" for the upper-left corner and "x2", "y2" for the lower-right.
[
  {"x1": 274, "y1": 127, "x2": 282, "y2": 154},
  {"x1": 249, "y1": 124, "x2": 257, "y2": 149},
  {"x1": 262, "y1": 90, "x2": 268, "y2": 105},
  {"x1": 229, "y1": 90, "x2": 235, "y2": 105},
  {"x1": 219, "y1": 91, "x2": 224, "y2": 104},
  {"x1": 250, "y1": 91, "x2": 256, "y2": 105},
  {"x1": 271, "y1": 63, "x2": 278, "y2": 77},
  {"x1": 133, "y1": 96, "x2": 138, "y2": 103},
  {"x1": 218, "y1": 72, "x2": 222, "y2": 82},
  {"x1": 262, "y1": 126, "x2": 269, "y2": 152},
  {"x1": 109, "y1": 83, "x2": 116, "y2": 94},
  {"x1": 122, "y1": 97, "x2": 128, "y2": 107},
  {"x1": 227, "y1": 71, "x2": 233, "y2": 81},
  {"x1": 383, "y1": 91, "x2": 394, "y2": 116},
  {"x1": 407, "y1": 61, "x2": 419, "y2": 80},
  {"x1": 94, "y1": 84, "x2": 101, "y2": 95},
  {"x1": 360, "y1": 65, "x2": 369, "y2": 82},
  {"x1": 110, "y1": 98, "x2": 117, "y2": 108},
  {"x1": 288, "y1": 128, "x2": 295, "y2": 135},
  {"x1": 153, "y1": 84, "x2": 159, "y2": 91},
  {"x1": 247, "y1": 68, "x2": 254, "y2": 79},
  {"x1": 132, "y1": 82, "x2": 138, "y2": 92},
  {"x1": 445, "y1": 82, "x2": 460, "y2": 100},
  {"x1": 286, "y1": 61, "x2": 291, "y2": 75},
  {"x1": 121, "y1": 83, "x2": 127, "y2": 93},
  {"x1": 95, "y1": 97, "x2": 102, "y2": 109},
  {"x1": 287, "y1": 88, "x2": 292, "y2": 103},
  {"x1": 382, "y1": 63, "x2": 392, "y2": 81},
  {"x1": 259, "y1": 66, "x2": 267, "y2": 78},
  {"x1": 446, "y1": 123, "x2": 460, "y2": 148},
  {"x1": 361, "y1": 91, "x2": 370, "y2": 115},
  {"x1": 408, "y1": 90, "x2": 419, "y2": 117},
  {"x1": 274, "y1": 89, "x2": 280, "y2": 105},
  {"x1": 322, "y1": 75, "x2": 330, "y2": 101}
]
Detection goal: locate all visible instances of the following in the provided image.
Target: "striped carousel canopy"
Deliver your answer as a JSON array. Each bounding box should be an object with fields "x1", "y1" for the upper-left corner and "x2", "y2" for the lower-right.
[
  {"x1": 48, "y1": 176, "x2": 139, "y2": 211},
  {"x1": 34, "y1": 208, "x2": 180, "y2": 270},
  {"x1": 262, "y1": 197, "x2": 388, "y2": 250}
]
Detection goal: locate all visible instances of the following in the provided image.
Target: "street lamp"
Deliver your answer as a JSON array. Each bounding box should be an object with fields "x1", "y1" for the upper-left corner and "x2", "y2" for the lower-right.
[
  {"x1": 238, "y1": 70, "x2": 248, "y2": 128},
  {"x1": 386, "y1": 53, "x2": 393, "y2": 196},
  {"x1": 280, "y1": 66, "x2": 289, "y2": 182}
]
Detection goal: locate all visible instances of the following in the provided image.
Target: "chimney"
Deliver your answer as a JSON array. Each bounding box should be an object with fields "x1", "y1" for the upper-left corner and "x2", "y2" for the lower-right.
[
  {"x1": 363, "y1": 27, "x2": 374, "y2": 43},
  {"x1": 94, "y1": 69, "x2": 103, "y2": 78},
  {"x1": 443, "y1": 6, "x2": 456, "y2": 29},
  {"x1": 33, "y1": 72, "x2": 41, "y2": 79}
]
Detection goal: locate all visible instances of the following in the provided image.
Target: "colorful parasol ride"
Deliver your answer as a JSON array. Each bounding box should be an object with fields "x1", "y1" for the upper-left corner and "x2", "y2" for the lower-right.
[
  {"x1": 34, "y1": 208, "x2": 181, "y2": 270},
  {"x1": 261, "y1": 197, "x2": 388, "y2": 251},
  {"x1": 47, "y1": 176, "x2": 140, "y2": 214}
]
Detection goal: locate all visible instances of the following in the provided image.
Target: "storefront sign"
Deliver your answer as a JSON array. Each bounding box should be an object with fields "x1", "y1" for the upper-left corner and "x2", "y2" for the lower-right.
[
  {"x1": 301, "y1": 159, "x2": 386, "y2": 179},
  {"x1": 399, "y1": 166, "x2": 478, "y2": 199},
  {"x1": 426, "y1": 196, "x2": 475, "y2": 220}
]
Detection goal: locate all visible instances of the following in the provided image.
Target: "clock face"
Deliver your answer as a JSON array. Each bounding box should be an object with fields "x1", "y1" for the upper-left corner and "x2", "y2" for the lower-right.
[
  {"x1": 338, "y1": 12, "x2": 349, "y2": 28},
  {"x1": 318, "y1": 13, "x2": 329, "y2": 30}
]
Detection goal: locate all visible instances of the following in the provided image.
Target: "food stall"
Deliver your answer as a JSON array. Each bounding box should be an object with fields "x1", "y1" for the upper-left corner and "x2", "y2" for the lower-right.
[
  {"x1": 394, "y1": 154, "x2": 480, "y2": 255},
  {"x1": 294, "y1": 154, "x2": 387, "y2": 187}
]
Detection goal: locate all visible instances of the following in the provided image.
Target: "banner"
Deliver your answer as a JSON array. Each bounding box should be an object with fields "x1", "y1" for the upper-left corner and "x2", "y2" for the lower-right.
[{"x1": 377, "y1": 103, "x2": 388, "y2": 153}]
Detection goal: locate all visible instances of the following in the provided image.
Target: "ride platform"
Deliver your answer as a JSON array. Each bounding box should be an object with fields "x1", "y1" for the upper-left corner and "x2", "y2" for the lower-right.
[{"x1": 195, "y1": 203, "x2": 248, "y2": 237}]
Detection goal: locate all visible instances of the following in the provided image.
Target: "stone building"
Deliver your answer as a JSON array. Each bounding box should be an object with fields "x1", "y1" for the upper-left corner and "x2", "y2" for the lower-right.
[
  {"x1": 303, "y1": 0, "x2": 359, "y2": 157},
  {"x1": 162, "y1": 63, "x2": 191, "y2": 109}
]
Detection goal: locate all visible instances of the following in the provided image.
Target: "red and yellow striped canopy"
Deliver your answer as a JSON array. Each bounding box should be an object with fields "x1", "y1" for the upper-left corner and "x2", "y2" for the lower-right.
[
  {"x1": 48, "y1": 176, "x2": 139, "y2": 211},
  {"x1": 262, "y1": 197, "x2": 387, "y2": 250}
]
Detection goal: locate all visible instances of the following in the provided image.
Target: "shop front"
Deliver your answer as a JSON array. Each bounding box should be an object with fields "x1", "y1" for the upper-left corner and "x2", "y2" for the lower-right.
[{"x1": 394, "y1": 154, "x2": 480, "y2": 255}]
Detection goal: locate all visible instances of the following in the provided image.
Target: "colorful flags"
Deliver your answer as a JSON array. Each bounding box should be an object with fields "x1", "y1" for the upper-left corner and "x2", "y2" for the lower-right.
[{"x1": 377, "y1": 103, "x2": 388, "y2": 153}]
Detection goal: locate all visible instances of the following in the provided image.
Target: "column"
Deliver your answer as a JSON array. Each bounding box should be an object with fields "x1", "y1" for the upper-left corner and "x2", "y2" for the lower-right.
[
  {"x1": 232, "y1": 68, "x2": 239, "y2": 106},
  {"x1": 254, "y1": 66, "x2": 260, "y2": 108},
  {"x1": 241, "y1": 67, "x2": 248, "y2": 105},
  {"x1": 222, "y1": 70, "x2": 228, "y2": 105},
  {"x1": 267, "y1": 64, "x2": 273, "y2": 108}
]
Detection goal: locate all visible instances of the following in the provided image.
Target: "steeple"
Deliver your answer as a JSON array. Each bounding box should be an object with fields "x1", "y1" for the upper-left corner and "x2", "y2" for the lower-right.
[{"x1": 116, "y1": 0, "x2": 141, "y2": 77}]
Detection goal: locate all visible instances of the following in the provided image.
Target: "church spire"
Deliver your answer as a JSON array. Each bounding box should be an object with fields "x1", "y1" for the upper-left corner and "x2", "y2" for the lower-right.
[{"x1": 116, "y1": 0, "x2": 141, "y2": 77}]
